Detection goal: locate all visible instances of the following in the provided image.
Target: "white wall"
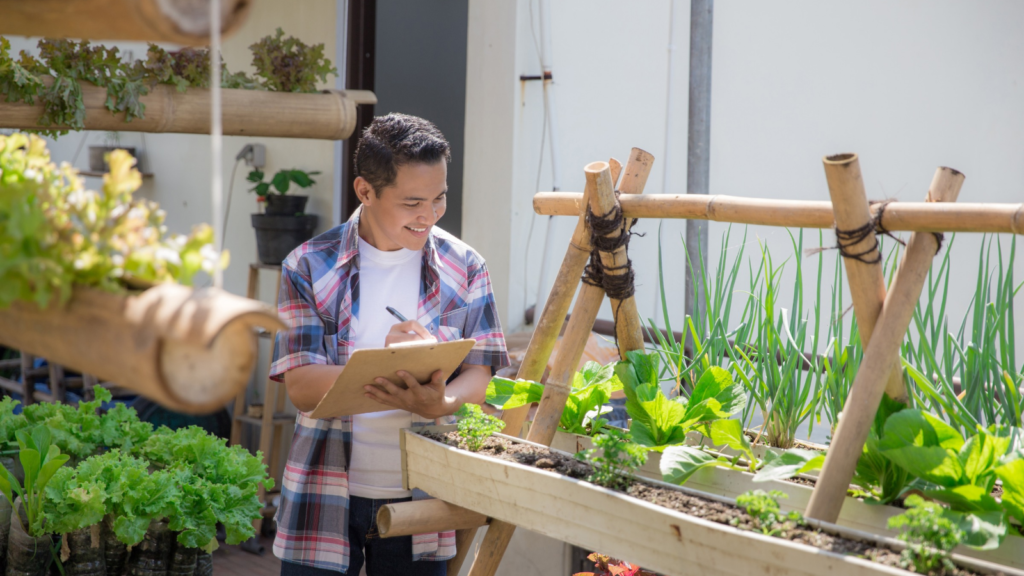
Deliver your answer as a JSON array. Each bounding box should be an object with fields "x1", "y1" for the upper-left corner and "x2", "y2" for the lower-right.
[{"x1": 465, "y1": 0, "x2": 1024, "y2": 364}]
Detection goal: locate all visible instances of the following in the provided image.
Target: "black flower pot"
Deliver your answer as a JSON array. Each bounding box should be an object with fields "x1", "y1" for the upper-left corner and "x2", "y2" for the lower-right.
[
  {"x1": 264, "y1": 194, "x2": 309, "y2": 216},
  {"x1": 88, "y1": 146, "x2": 138, "y2": 172},
  {"x1": 252, "y1": 214, "x2": 318, "y2": 265}
]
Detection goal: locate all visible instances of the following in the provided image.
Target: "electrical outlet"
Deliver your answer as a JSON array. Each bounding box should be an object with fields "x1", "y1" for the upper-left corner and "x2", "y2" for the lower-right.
[
  {"x1": 249, "y1": 143, "x2": 266, "y2": 168},
  {"x1": 236, "y1": 143, "x2": 266, "y2": 168}
]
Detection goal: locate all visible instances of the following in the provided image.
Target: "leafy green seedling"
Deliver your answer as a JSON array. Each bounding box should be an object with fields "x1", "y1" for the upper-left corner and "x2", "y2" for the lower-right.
[
  {"x1": 484, "y1": 361, "x2": 623, "y2": 437},
  {"x1": 456, "y1": 404, "x2": 505, "y2": 452},
  {"x1": 577, "y1": 428, "x2": 647, "y2": 491},
  {"x1": 0, "y1": 425, "x2": 71, "y2": 536},
  {"x1": 733, "y1": 490, "x2": 803, "y2": 537},
  {"x1": 888, "y1": 495, "x2": 964, "y2": 575},
  {"x1": 247, "y1": 168, "x2": 321, "y2": 197}
]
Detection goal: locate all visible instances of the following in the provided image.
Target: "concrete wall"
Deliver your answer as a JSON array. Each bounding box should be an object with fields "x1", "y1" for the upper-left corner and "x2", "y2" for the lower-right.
[{"x1": 464, "y1": 0, "x2": 1024, "y2": 364}]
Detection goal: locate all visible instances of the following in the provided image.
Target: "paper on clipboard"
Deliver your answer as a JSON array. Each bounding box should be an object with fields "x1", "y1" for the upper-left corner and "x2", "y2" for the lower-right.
[{"x1": 307, "y1": 338, "x2": 477, "y2": 419}]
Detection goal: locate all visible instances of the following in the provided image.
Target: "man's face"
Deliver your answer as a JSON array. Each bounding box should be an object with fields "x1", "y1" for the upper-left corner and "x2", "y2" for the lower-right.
[{"x1": 356, "y1": 161, "x2": 448, "y2": 251}]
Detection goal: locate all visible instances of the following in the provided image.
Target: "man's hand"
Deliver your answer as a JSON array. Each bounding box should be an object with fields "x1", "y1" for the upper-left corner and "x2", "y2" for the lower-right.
[
  {"x1": 364, "y1": 369, "x2": 456, "y2": 419},
  {"x1": 384, "y1": 320, "x2": 435, "y2": 347}
]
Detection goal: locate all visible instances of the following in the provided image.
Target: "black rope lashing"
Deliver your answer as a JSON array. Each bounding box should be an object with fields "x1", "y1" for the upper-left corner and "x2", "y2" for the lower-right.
[
  {"x1": 806, "y1": 198, "x2": 946, "y2": 260},
  {"x1": 581, "y1": 194, "x2": 642, "y2": 342}
]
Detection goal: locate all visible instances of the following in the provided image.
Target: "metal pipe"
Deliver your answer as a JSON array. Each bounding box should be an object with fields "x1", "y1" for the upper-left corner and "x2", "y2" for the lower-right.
[
  {"x1": 654, "y1": 0, "x2": 682, "y2": 322},
  {"x1": 685, "y1": 0, "x2": 713, "y2": 345}
]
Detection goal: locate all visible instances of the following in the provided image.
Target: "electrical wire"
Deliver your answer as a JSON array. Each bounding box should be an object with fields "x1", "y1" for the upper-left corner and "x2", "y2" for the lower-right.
[
  {"x1": 522, "y1": 0, "x2": 552, "y2": 317},
  {"x1": 219, "y1": 158, "x2": 243, "y2": 252}
]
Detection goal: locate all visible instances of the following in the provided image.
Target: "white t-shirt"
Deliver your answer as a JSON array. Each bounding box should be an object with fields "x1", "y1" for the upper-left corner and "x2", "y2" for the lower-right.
[{"x1": 348, "y1": 237, "x2": 421, "y2": 499}]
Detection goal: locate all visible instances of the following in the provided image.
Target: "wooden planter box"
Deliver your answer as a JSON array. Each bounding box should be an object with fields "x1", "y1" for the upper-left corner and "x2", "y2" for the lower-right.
[
  {"x1": 550, "y1": 429, "x2": 1024, "y2": 570},
  {"x1": 0, "y1": 79, "x2": 374, "y2": 140},
  {"x1": 402, "y1": 427, "x2": 1020, "y2": 576},
  {"x1": 0, "y1": 283, "x2": 284, "y2": 413}
]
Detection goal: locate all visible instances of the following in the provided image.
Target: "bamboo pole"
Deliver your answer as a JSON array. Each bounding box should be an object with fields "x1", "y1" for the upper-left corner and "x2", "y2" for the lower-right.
[
  {"x1": 806, "y1": 166, "x2": 965, "y2": 523},
  {"x1": 0, "y1": 0, "x2": 251, "y2": 46},
  {"x1": 822, "y1": 153, "x2": 905, "y2": 401},
  {"x1": 376, "y1": 500, "x2": 488, "y2": 538},
  {"x1": 0, "y1": 283, "x2": 286, "y2": 414},
  {"x1": 471, "y1": 152, "x2": 653, "y2": 576},
  {"x1": 525, "y1": 150, "x2": 653, "y2": 448},
  {"x1": 0, "y1": 80, "x2": 363, "y2": 141},
  {"x1": 533, "y1": 193, "x2": 1024, "y2": 236}
]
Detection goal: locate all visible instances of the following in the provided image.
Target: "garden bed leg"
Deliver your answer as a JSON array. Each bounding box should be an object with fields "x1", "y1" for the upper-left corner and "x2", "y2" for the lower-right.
[{"x1": 806, "y1": 165, "x2": 965, "y2": 523}]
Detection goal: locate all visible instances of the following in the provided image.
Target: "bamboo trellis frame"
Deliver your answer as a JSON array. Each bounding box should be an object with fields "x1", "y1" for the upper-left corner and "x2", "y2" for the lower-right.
[{"x1": 386, "y1": 148, "x2": 1024, "y2": 576}]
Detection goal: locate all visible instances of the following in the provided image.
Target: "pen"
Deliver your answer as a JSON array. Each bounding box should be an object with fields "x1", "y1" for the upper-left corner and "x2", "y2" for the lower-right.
[{"x1": 385, "y1": 306, "x2": 409, "y2": 323}]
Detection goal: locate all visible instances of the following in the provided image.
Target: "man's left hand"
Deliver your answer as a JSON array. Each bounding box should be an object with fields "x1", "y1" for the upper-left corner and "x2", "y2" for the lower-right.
[{"x1": 364, "y1": 369, "x2": 456, "y2": 419}]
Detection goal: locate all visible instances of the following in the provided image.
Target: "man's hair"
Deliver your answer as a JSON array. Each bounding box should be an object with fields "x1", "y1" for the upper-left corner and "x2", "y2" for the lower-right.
[{"x1": 354, "y1": 113, "x2": 451, "y2": 196}]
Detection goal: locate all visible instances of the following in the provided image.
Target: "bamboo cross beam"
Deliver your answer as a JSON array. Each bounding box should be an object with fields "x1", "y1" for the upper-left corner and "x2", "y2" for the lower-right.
[
  {"x1": 806, "y1": 166, "x2": 965, "y2": 523},
  {"x1": 533, "y1": 192, "x2": 1024, "y2": 235},
  {"x1": 822, "y1": 153, "x2": 906, "y2": 402}
]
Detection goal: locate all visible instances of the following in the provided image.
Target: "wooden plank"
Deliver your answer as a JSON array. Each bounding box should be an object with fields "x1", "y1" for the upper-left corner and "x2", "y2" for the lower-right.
[{"x1": 404, "y1": 428, "x2": 1019, "y2": 576}]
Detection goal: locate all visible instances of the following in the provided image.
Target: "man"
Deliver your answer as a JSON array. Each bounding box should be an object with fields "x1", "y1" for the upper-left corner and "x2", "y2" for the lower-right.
[{"x1": 270, "y1": 113, "x2": 509, "y2": 576}]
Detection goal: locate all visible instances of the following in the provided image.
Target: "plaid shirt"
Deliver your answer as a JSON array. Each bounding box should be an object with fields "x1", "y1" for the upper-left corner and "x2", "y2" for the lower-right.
[{"x1": 269, "y1": 208, "x2": 509, "y2": 572}]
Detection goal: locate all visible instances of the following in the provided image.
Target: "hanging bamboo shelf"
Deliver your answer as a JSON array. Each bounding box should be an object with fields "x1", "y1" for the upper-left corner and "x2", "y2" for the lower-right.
[
  {"x1": 0, "y1": 80, "x2": 376, "y2": 141},
  {"x1": 0, "y1": 283, "x2": 286, "y2": 414},
  {"x1": 402, "y1": 427, "x2": 1019, "y2": 576},
  {"x1": 0, "y1": 0, "x2": 252, "y2": 45}
]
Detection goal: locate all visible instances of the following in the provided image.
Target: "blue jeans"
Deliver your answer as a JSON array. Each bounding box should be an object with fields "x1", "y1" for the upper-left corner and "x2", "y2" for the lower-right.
[{"x1": 280, "y1": 496, "x2": 447, "y2": 576}]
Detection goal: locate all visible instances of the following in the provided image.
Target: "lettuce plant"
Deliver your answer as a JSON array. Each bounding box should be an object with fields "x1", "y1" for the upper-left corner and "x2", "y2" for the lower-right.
[
  {"x1": 485, "y1": 361, "x2": 623, "y2": 436},
  {"x1": 616, "y1": 352, "x2": 746, "y2": 451}
]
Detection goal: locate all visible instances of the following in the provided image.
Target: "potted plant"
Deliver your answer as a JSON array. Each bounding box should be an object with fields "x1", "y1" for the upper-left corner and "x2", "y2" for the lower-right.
[
  {"x1": 89, "y1": 131, "x2": 138, "y2": 172},
  {"x1": 248, "y1": 168, "x2": 320, "y2": 265}
]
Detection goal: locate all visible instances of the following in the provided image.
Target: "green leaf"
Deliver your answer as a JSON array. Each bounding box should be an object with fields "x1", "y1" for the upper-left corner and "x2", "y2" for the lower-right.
[
  {"x1": 687, "y1": 366, "x2": 747, "y2": 419},
  {"x1": 660, "y1": 446, "x2": 723, "y2": 485},
  {"x1": 704, "y1": 419, "x2": 754, "y2": 462},
  {"x1": 485, "y1": 377, "x2": 543, "y2": 410},
  {"x1": 958, "y1": 431, "x2": 1010, "y2": 485},
  {"x1": 271, "y1": 171, "x2": 291, "y2": 194},
  {"x1": 879, "y1": 409, "x2": 966, "y2": 487},
  {"x1": 754, "y1": 448, "x2": 825, "y2": 483},
  {"x1": 995, "y1": 458, "x2": 1024, "y2": 524},
  {"x1": 942, "y1": 508, "x2": 1007, "y2": 550}
]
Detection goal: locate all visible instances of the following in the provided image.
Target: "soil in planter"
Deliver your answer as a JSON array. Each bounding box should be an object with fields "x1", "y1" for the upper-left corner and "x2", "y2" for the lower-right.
[
  {"x1": 63, "y1": 526, "x2": 105, "y2": 576},
  {"x1": 194, "y1": 552, "x2": 212, "y2": 576},
  {"x1": 5, "y1": 499, "x2": 53, "y2": 576},
  {"x1": 423, "y1": 432, "x2": 1004, "y2": 576},
  {"x1": 125, "y1": 521, "x2": 172, "y2": 576},
  {"x1": 167, "y1": 538, "x2": 197, "y2": 576},
  {"x1": 101, "y1": 517, "x2": 128, "y2": 576}
]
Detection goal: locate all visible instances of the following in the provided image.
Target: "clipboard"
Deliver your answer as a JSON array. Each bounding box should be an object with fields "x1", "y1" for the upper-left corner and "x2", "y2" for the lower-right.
[{"x1": 308, "y1": 338, "x2": 477, "y2": 419}]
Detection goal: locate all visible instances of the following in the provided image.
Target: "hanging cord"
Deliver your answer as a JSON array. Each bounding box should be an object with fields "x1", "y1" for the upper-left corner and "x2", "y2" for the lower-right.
[
  {"x1": 210, "y1": 0, "x2": 224, "y2": 289},
  {"x1": 581, "y1": 193, "x2": 642, "y2": 338},
  {"x1": 806, "y1": 199, "x2": 944, "y2": 261}
]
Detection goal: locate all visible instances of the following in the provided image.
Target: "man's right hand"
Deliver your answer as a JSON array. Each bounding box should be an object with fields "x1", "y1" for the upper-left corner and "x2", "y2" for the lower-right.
[{"x1": 384, "y1": 320, "x2": 435, "y2": 347}]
